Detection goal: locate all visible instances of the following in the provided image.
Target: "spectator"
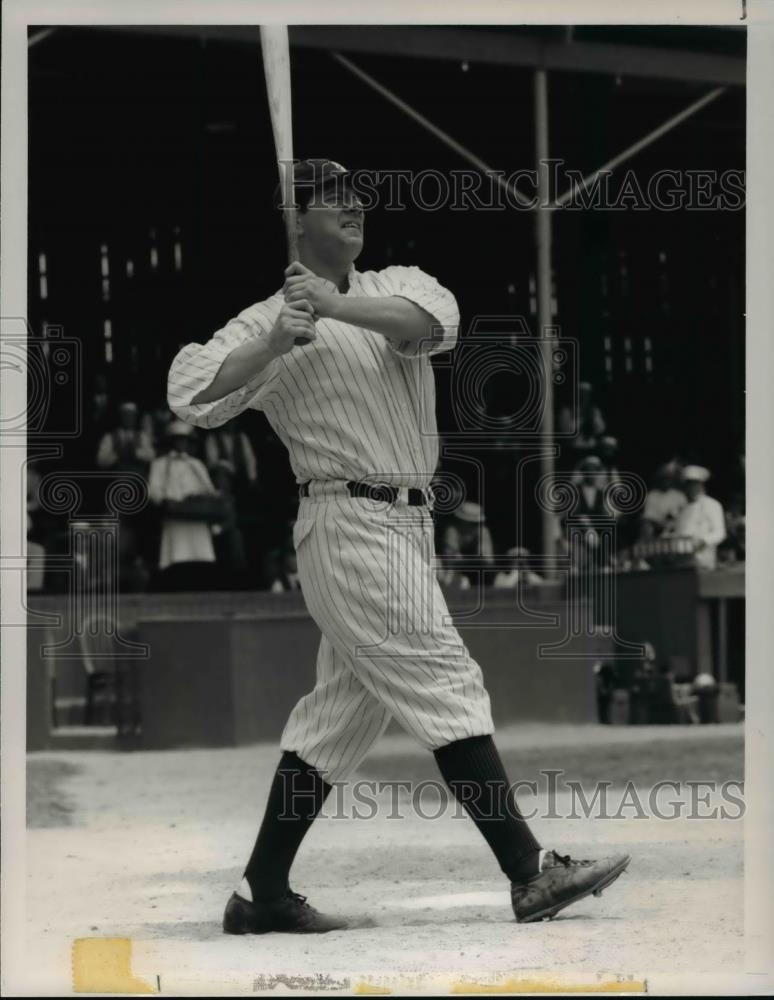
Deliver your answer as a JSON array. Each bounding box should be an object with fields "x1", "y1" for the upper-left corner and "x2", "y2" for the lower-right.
[
  {"x1": 671, "y1": 465, "x2": 726, "y2": 570},
  {"x1": 593, "y1": 660, "x2": 618, "y2": 724},
  {"x1": 89, "y1": 371, "x2": 112, "y2": 445},
  {"x1": 147, "y1": 420, "x2": 220, "y2": 586},
  {"x1": 492, "y1": 547, "x2": 544, "y2": 589},
  {"x1": 614, "y1": 545, "x2": 651, "y2": 573},
  {"x1": 629, "y1": 642, "x2": 658, "y2": 725},
  {"x1": 571, "y1": 436, "x2": 622, "y2": 492},
  {"x1": 561, "y1": 455, "x2": 618, "y2": 592},
  {"x1": 574, "y1": 454, "x2": 617, "y2": 530},
  {"x1": 26, "y1": 464, "x2": 42, "y2": 531},
  {"x1": 26, "y1": 465, "x2": 60, "y2": 586},
  {"x1": 439, "y1": 501, "x2": 495, "y2": 585},
  {"x1": 140, "y1": 405, "x2": 174, "y2": 453},
  {"x1": 27, "y1": 543, "x2": 46, "y2": 591},
  {"x1": 265, "y1": 517, "x2": 300, "y2": 592},
  {"x1": 649, "y1": 660, "x2": 680, "y2": 726},
  {"x1": 117, "y1": 522, "x2": 151, "y2": 593},
  {"x1": 558, "y1": 381, "x2": 606, "y2": 463},
  {"x1": 209, "y1": 459, "x2": 248, "y2": 587},
  {"x1": 96, "y1": 401, "x2": 155, "y2": 475},
  {"x1": 641, "y1": 461, "x2": 686, "y2": 539},
  {"x1": 203, "y1": 418, "x2": 258, "y2": 497},
  {"x1": 598, "y1": 437, "x2": 623, "y2": 486},
  {"x1": 269, "y1": 549, "x2": 301, "y2": 592},
  {"x1": 27, "y1": 508, "x2": 46, "y2": 592},
  {"x1": 719, "y1": 491, "x2": 745, "y2": 563},
  {"x1": 436, "y1": 565, "x2": 472, "y2": 591}
]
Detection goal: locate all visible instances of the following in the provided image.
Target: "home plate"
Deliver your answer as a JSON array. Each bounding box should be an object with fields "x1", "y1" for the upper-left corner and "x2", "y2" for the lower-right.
[{"x1": 393, "y1": 891, "x2": 505, "y2": 910}]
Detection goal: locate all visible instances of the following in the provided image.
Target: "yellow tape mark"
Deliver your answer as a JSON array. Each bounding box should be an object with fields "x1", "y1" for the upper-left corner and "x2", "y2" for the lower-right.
[
  {"x1": 72, "y1": 938, "x2": 155, "y2": 994},
  {"x1": 354, "y1": 984, "x2": 393, "y2": 995},
  {"x1": 451, "y1": 978, "x2": 646, "y2": 994}
]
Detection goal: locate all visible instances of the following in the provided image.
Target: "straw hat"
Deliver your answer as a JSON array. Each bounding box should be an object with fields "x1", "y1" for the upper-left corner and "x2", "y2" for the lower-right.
[
  {"x1": 454, "y1": 501, "x2": 484, "y2": 523},
  {"x1": 166, "y1": 419, "x2": 195, "y2": 438},
  {"x1": 682, "y1": 465, "x2": 710, "y2": 483}
]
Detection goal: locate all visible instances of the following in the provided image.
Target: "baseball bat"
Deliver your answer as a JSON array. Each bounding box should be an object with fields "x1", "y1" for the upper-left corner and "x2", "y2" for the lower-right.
[
  {"x1": 260, "y1": 25, "x2": 311, "y2": 345},
  {"x1": 260, "y1": 25, "x2": 299, "y2": 264}
]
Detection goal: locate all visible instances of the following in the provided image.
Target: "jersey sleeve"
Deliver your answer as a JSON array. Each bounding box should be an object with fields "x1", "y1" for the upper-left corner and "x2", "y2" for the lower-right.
[
  {"x1": 166, "y1": 300, "x2": 281, "y2": 428},
  {"x1": 380, "y1": 265, "x2": 460, "y2": 359}
]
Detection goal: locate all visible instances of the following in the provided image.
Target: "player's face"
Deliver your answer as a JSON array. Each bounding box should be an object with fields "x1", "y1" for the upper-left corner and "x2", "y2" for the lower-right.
[{"x1": 299, "y1": 185, "x2": 365, "y2": 263}]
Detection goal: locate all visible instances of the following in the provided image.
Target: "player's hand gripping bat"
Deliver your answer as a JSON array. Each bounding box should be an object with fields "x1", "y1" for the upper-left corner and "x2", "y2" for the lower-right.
[{"x1": 260, "y1": 25, "x2": 313, "y2": 346}]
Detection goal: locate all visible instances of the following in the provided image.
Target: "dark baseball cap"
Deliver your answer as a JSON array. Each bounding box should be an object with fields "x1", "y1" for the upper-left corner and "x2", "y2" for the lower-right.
[{"x1": 273, "y1": 159, "x2": 354, "y2": 209}]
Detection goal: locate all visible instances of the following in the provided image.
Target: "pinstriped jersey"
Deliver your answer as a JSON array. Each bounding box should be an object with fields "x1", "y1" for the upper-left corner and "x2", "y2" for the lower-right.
[{"x1": 167, "y1": 265, "x2": 459, "y2": 488}]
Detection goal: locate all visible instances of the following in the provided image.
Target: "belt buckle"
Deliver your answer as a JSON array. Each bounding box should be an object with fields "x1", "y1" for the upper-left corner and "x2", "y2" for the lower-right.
[{"x1": 369, "y1": 482, "x2": 395, "y2": 504}]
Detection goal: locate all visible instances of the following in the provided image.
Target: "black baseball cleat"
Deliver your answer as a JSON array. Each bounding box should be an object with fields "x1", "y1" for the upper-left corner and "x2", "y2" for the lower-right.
[
  {"x1": 223, "y1": 889, "x2": 348, "y2": 935},
  {"x1": 510, "y1": 850, "x2": 631, "y2": 923}
]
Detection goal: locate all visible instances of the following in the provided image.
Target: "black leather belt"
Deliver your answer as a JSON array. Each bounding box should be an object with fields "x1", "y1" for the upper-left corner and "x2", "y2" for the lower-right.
[{"x1": 299, "y1": 480, "x2": 430, "y2": 506}]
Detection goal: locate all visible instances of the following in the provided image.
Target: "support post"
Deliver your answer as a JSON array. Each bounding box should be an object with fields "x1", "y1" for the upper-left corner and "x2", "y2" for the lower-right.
[{"x1": 534, "y1": 68, "x2": 556, "y2": 570}]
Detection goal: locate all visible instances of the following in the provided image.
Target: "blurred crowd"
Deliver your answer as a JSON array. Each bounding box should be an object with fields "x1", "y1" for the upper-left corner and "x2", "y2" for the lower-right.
[
  {"x1": 26, "y1": 371, "x2": 299, "y2": 594},
  {"x1": 26, "y1": 375, "x2": 745, "y2": 595},
  {"x1": 431, "y1": 380, "x2": 745, "y2": 592}
]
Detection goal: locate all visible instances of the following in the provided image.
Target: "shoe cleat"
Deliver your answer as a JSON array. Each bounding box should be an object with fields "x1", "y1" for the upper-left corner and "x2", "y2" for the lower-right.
[
  {"x1": 511, "y1": 850, "x2": 631, "y2": 924},
  {"x1": 223, "y1": 888, "x2": 348, "y2": 935}
]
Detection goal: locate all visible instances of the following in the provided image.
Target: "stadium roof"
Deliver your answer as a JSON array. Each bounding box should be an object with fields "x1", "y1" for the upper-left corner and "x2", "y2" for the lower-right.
[{"x1": 31, "y1": 24, "x2": 745, "y2": 87}]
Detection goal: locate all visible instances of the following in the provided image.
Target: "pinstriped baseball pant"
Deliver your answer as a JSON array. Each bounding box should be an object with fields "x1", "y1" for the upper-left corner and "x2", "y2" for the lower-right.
[{"x1": 280, "y1": 489, "x2": 495, "y2": 783}]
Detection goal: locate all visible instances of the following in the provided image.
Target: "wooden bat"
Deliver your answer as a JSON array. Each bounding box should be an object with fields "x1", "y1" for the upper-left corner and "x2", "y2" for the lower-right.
[
  {"x1": 260, "y1": 25, "x2": 298, "y2": 264},
  {"x1": 260, "y1": 25, "x2": 311, "y2": 345}
]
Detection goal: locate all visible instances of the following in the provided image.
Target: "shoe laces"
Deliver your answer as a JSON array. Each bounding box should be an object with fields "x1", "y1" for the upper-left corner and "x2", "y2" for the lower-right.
[
  {"x1": 287, "y1": 889, "x2": 312, "y2": 909},
  {"x1": 547, "y1": 851, "x2": 592, "y2": 868}
]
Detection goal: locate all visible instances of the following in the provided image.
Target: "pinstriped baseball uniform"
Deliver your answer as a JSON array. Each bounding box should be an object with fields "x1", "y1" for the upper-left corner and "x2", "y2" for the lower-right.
[{"x1": 167, "y1": 263, "x2": 494, "y2": 782}]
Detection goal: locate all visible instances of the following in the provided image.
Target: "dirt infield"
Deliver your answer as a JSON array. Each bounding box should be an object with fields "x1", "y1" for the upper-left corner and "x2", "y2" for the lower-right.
[{"x1": 26, "y1": 724, "x2": 745, "y2": 995}]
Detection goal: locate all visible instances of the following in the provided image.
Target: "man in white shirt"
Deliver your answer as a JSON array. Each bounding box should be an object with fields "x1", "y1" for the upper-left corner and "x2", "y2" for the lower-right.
[
  {"x1": 673, "y1": 465, "x2": 726, "y2": 570},
  {"x1": 147, "y1": 421, "x2": 219, "y2": 574},
  {"x1": 167, "y1": 158, "x2": 628, "y2": 935},
  {"x1": 642, "y1": 461, "x2": 686, "y2": 538},
  {"x1": 96, "y1": 400, "x2": 156, "y2": 474}
]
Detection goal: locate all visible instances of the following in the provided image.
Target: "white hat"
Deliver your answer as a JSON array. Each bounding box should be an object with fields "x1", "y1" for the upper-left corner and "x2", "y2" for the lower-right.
[
  {"x1": 506, "y1": 546, "x2": 530, "y2": 557},
  {"x1": 166, "y1": 419, "x2": 195, "y2": 438},
  {"x1": 682, "y1": 465, "x2": 710, "y2": 483},
  {"x1": 455, "y1": 501, "x2": 483, "y2": 523}
]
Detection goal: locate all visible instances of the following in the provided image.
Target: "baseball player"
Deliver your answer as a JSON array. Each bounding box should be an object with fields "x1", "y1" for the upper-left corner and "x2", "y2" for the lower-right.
[{"x1": 167, "y1": 159, "x2": 630, "y2": 934}]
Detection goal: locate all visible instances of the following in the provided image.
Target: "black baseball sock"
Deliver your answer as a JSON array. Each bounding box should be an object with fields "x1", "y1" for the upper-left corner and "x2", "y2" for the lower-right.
[
  {"x1": 242, "y1": 750, "x2": 332, "y2": 902},
  {"x1": 434, "y1": 734, "x2": 542, "y2": 884}
]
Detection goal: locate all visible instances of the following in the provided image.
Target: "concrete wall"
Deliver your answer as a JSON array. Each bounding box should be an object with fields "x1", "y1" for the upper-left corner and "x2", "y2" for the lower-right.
[
  {"x1": 135, "y1": 598, "x2": 608, "y2": 749},
  {"x1": 27, "y1": 588, "x2": 611, "y2": 750}
]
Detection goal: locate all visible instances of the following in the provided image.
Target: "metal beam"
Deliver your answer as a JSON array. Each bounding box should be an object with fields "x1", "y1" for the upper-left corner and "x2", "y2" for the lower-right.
[
  {"x1": 28, "y1": 28, "x2": 58, "y2": 48},
  {"x1": 553, "y1": 86, "x2": 727, "y2": 208},
  {"x1": 294, "y1": 27, "x2": 745, "y2": 87},
  {"x1": 82, "y1": 25, "x2": 745, "y2": 87},
  {"x1": 332, "y1": 52, "x2": 533, "y2": 208}
]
